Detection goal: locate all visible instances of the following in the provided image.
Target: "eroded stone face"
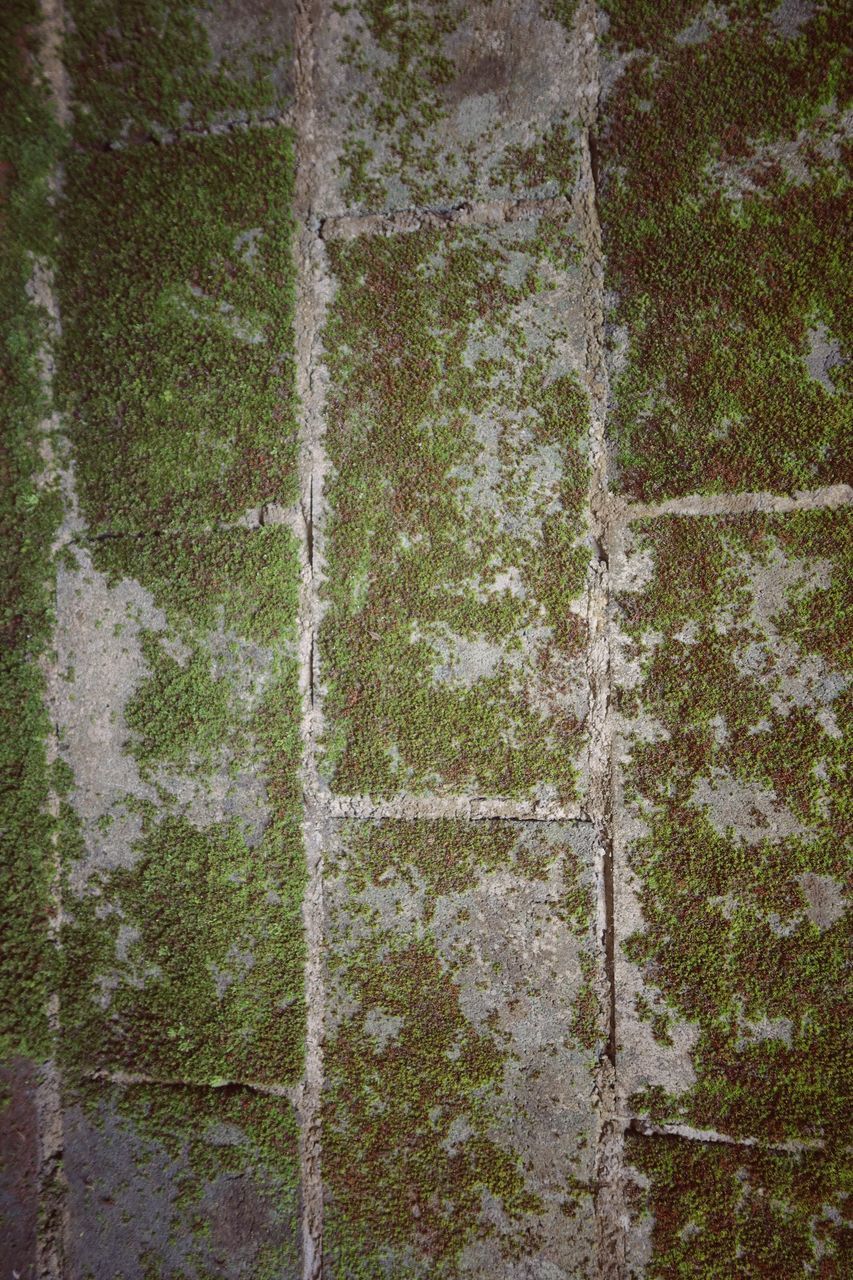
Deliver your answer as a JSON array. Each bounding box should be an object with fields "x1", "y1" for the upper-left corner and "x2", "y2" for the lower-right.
[
  {"x1": 311, "y1": 0, "x2": 585, "y2": 215},
  {"x1": 624, "y1": 1133, "x2": 850, "y2": 1278},
  {"x1": 319, "y1": 216, "x2": 593, "y2": 802},
  {"x1": 55, "y1": 530, "x2": 305, "y2": 1085},
  {"x1": 322, "y1": 819, "x2": 603, "y2": 1278},
  {"x1": 64, "y1": 1079, "x2": 301, "y2": 1280},
  {"x1": 67, "y1": 0, "x2": 296, "y2": 145},
  {"x1": 599, "y1": 0, "x2": 851, "y2": 499},
  {"x1": 612, "y1": 508, "x2": 851, "y2": 1143},
  {"x1": 0, "y1": 1059, "x2": 39, "y2": 1280}
]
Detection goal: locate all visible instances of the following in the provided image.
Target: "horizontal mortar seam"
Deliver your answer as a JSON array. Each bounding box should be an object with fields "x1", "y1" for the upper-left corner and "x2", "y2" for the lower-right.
[
  {"x1": 622, "y1": 1115, "x2": 830, "y2": 1154},
  {"x1": 70, "y1": 109, "x2": 296, "y2": 154}
]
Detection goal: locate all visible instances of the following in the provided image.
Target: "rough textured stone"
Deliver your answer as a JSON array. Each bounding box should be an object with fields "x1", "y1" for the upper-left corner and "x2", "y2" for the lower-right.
[
  {"x1": 67, "y1": 0, "x2": 296, "y2": 144},
  {"x1": 322, "y1": 818, "x2": 603, "y2": 1278},
  {"x1": 611, "y1": 508, "x2": 851, "y2": 1144},
  {"x1": 64, "y1": 1079, "x2": 301, "y2": 1279},
  {"x1": 311, "y1": 0, "x2": 586, "y2": 215},
  {"x1": 319, "y1": 215, "x2": 593, "y2": 802},
  {"x1": 54, "y1": 530, "x2": 305, "y2": 1085},
  {"x1": 624, "y1": 1132, "x2": 851, "y2": 1278}
]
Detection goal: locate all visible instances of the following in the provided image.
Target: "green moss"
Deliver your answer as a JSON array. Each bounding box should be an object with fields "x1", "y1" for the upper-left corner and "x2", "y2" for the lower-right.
[
  {"x1": 59, "y1": 530, "x2": 305, "y2": 1086},
  {"x1": 625, "y1": 1133, "x2": 851, "y2": 1277},
  {"x1": 64, "y1": 1078, "x2": 301, "y2": 1278},
  {"x1": 320, "y1": 219, "x2": 590, "y2": 800},
  {"x1": 601, "y1": 1, "x2": 851, "y2": 498},
  {"x1": 62, "y1": 811, "x2": 305, "y2": 1084},
  {"x1": 58, "y1": 128, "x2": 298, "y2": 535},
  {"x1": 67, "y1": 0, "x2": 294, "y2": 145},
  {"x1": 616, "y1": 509, "x2": 851, "y2": 1143},
  {"x1": 0, "y1": 0, "x2": 65, "y2": 1059}
]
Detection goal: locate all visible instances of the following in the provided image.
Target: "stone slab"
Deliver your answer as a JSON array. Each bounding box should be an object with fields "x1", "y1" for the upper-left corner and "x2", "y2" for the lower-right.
[
  {"x1": 67, "y1": 0, "x2": 296, "y2": 145},
  {"x1": 612, "y1": 507, "x2": 851, "y2": 1144},
  {"x1": 64, "y1": 1078, "x2": 301, "y2": 1279},
  {"x1": 311, "y1": 0, "x2": 587, "y2": 215},
  {"x1": 599, "y1": 0, "x2": 851, "y2": 499},
  {"x1": 321, "y1": 818, "x2": 603, "y2": 1278},
  {"x1": 58, "y1": 128, "x2": 299, "y2": 536},
  {"x1": 54, "y1": 529, "x2": 305, "y2": 1085},
  {"x1": 319, "y1": 214, "x2": 593, "y2": 803}
]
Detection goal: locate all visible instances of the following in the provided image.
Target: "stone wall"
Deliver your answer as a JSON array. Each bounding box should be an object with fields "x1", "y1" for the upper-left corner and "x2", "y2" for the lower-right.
[{"x1": 1, "y1": 2, "x2": 849, "y2": 1276}]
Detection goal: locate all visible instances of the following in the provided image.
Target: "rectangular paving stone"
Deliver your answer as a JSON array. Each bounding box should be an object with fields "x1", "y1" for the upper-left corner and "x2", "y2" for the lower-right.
[
  {"x1": 55, "y1": 528, "x2": 305, "y2": 1086},
  {"x1": 624, "y1": 1132, "x2": 851, "y2": 1278},
  {"x1": 0, "y1": 0, "x2": 63, "y2": 1062},
  {"x1": 311, "y1": 0, "x2": 586, "y2": 215},
  {"x1": 319, "y1": 215, "x2": 593, "y2": 803},
  {"x1": 67, "y1": 0, "x2": 296, "y2": 145},
  {"x1": 599, "y1": 1, "x2": 851, "y2": 499},
  {"x1": 58, "y1": 128, "x2": 298, "y2": 536},
  {"x1": 611, "y1": 507, "x2": 851, "y2": 1145},
  {"x1": 321, "y1": 818, "x2": 604, "y2": 1278},
  {"x1": 64, "y1": 1078, "x2": 301, "y2": 1279},
  {"x1": 0, "y1": 1058, "x2": 39, "y2": 1280}
]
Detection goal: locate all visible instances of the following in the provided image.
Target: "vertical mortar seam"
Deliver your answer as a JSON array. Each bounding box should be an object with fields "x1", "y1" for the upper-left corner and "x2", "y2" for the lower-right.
[
  {"x1": 34, "y1": 1, "x2": 74, "y2": 1275},
  {"x1": 293, "y1": 3, "x2": 332, "y2": 1276},
  {"x1": 575, "y1": 2, "x2": 626, "y2": 1276}
]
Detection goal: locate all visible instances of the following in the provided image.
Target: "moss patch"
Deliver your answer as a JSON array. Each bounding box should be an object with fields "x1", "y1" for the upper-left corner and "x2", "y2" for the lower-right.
[
  {"x1": 0, "y1": 0, "x2": 64, "y2": 1059},
  {"x1": 615, "y1": 508, "x2": 851, "y2": 1144},
  {"x1": 600, "y1": 0, "x2": 851, "y2": 499},
  {"x1": 625, "y1": 1132, "x2": 851, "y2": 1278},
  {"x1": 58, "y1": 128, "x2": 298, "y2": 535},
  {"x1": 320, "y1": 218, "x2": 591, "y2": 800},
  {"x1": 59, "y1": 529, "x2": 305, "y2": 1085}
]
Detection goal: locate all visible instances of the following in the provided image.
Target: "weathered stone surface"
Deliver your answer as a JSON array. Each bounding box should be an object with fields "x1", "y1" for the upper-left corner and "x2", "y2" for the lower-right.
[
  {"x1": 322, "y1": 818, "x2": 603, "y2": 1277},
  {"x1": 624, "y1": 1132, "x2": 851, "y2": 1278},
  {"x1": 599, "y1": 0, "x2": 851, "y2": 499},
  {"x1": 319, "y1": 215, "x2": 592, "y2": 802},
  {"x1": 611, "y1": 508, "x2": 851, "y2": 1144},
  {"x1": 67, "y1": 0, "x2": 296, "y2": 144},
  {"x1": 64, "y1": 1079, "x2": 301, "y2": 1279},
  {"x1": 54, "y1": 530, "x2": 305, "y2": 1085},
  {"x1": 0, "y1": 1058, "x2": 39, "y2": 1279},
  {"x1": 310, "y1": 0, "x2": 586, "y2": 215},
  {"x1": 58, "y1": 128, "x2": 298, "y2": 536}
]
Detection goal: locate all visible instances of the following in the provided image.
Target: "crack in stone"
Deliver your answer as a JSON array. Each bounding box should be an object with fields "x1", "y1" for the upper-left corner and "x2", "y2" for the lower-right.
[{"x1": 318, "y1": 193, "x2": 574, "y2": 241}]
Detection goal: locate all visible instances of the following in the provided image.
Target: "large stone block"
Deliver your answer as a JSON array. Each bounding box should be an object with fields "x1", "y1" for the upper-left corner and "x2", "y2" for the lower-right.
[
  {"x1": 64, "y1": 1078, "x2": 301, "y2": 1279},
  {"x1": 612, "y1": 507, "x2": 851, "y2": 1144},
  {"x1": 322, "y1": 818, "x2": 603, "y2": 1277},
  {"x1": 319, "y1": 215, "x2": 593, "y2": 802},
  {"x1": 58, "y1": 129, "x2": 299, "y2": 536},
  {"x1": 55, "y1": 529, "x2": 305, "y2": 1085},
  {"x1": 311, "y1": 0, "x2": 587, "y2": 216},
  {"x1": 599, "y1": 0, "x2": 851, "y2": 499}
]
